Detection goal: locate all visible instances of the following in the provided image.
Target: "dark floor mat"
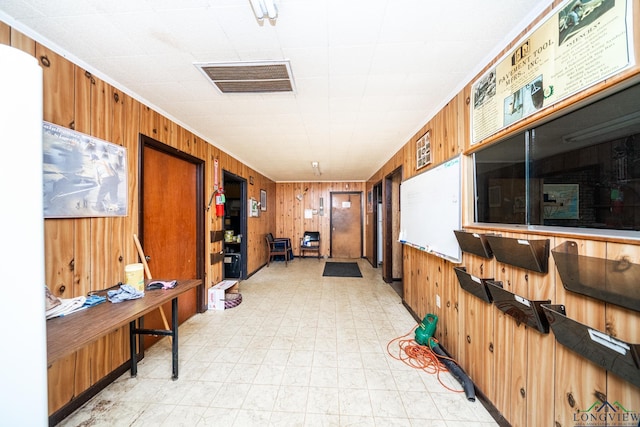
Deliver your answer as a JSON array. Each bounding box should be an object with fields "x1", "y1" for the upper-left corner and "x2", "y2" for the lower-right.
[{"x1": 322, "y1": 262, "x2": 362, "y2": 278}]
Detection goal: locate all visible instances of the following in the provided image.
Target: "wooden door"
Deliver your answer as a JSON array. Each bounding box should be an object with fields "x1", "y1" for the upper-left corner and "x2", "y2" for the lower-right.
[
  {"x1": 330, "y1": 192, "x2": 362, "y2": 258},
  {"x1": 141, "y1": 141, "x2": 202, "y2": 347}
]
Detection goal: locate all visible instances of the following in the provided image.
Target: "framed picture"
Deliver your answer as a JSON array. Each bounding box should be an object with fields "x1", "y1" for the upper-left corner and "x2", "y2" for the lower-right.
[
  {"x1": 416, "y1": 130, "x2": 431, "y2": 170},
  {"x1": 260, "y1": 189, "x2": 267, "y2": 211},
  {"x1": 543, "y1": 184, "x2": 579, "y2": 219},
  {"x1": 249, "y1": 198, "x2": 260, "y2": 217},
  {"x1": 42, "y1": 121, "x2": 128, "y2": 218},
  {"x1": 249, "y1": 176, "x2": 254, "y2": 185}
]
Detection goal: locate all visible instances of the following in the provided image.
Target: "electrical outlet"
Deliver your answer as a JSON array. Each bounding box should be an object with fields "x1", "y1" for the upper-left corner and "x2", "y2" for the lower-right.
[{"x1": 436, "y1": 294, "x2": 441, "y2": 308}]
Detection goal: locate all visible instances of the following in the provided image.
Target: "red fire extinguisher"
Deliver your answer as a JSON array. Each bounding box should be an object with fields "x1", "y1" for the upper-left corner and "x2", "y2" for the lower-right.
[{"x1": 215, "y1": 188, "x2": 225, "y2": 217}]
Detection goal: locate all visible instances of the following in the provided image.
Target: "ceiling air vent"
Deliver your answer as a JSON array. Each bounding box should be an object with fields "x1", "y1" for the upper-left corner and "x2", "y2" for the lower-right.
[{"x1": 194, "y1": 60, "x2": 294, "y2": 93}]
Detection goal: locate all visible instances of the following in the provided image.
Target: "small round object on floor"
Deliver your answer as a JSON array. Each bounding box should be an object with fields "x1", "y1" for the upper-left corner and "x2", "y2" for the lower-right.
[{"x1": 224, "y1": 292, "x2": 242, "y2": 309}]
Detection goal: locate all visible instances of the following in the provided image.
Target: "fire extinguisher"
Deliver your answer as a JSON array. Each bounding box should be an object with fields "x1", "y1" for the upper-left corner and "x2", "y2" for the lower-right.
[{"x1": 215, "y1": 188, "x2": 225, "y2": 217}]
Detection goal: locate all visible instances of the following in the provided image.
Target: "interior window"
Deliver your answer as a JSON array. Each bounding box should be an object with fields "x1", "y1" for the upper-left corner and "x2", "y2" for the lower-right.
[{"x1": 474, "y1": 81, "x2": 640, "y2": 232}]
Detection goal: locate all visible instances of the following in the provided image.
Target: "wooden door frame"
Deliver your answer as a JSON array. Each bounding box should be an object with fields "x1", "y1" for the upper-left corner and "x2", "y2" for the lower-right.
[
  {"x1": 329, "y1": 191, "x2": 363, "y2": 258},
  {"x1": 383, "y1": 167, "x2": 402, "y2": 283},
  {"x1": 139, "y1": 135, "x2": 206, "y2": 312}
]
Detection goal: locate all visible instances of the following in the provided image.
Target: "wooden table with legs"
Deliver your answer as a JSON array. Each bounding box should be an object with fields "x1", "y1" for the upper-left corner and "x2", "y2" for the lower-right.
[{"x1": 46, "y1": 278, "x2": 203, "y2": 380}]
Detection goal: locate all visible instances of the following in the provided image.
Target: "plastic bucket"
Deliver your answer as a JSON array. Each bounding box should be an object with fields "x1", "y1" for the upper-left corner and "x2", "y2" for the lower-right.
[{"x1": 124, "y1": 263, "x2": 144, "y2": 292}]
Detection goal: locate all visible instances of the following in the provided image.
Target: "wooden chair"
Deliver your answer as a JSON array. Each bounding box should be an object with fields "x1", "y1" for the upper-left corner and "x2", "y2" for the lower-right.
[
  {"x1": 300, "y1": 231, "x2": 321, "y2": 259},
  {"x1": 266, "y1": 233, "x2": 291, "y2": 266}
]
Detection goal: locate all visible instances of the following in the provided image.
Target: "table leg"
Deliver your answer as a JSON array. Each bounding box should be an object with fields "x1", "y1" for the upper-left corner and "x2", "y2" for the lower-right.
[
  {"x1": 171, "y1": 297, "x2": 179, "y2": 380},
  {"x1": 129, "y1": 319, "x2": 137, "y2": 377}
]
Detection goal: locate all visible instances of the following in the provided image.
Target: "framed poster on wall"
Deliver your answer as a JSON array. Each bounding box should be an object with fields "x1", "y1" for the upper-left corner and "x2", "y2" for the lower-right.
[
  {"x1": 42, "y1": 121, "x2": 128, "y2": 218},
  {"x1": 471, "y1": 0, "x2": 632, "y2": 144}
]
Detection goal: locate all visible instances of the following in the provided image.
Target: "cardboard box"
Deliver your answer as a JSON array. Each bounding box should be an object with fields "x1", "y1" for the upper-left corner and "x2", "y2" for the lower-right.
[{"x1": 208, "y1": 280, "x2": 239, "y2": 310}]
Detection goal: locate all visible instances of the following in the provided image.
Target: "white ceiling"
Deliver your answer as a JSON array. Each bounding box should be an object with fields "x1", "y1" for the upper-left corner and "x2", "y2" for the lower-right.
[{"x1": 1, "y1": 0, "x2": 552, "y2": 182}]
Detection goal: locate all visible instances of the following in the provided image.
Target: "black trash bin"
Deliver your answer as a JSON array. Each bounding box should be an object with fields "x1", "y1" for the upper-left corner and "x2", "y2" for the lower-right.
[{"x1": 224, "y1": 253, "x2": 241, "y2": 278}]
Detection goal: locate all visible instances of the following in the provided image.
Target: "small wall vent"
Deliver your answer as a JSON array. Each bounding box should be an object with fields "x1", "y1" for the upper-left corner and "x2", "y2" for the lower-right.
[{"x1": 194, "y1": 60, "x2": 294, "y2": 93}]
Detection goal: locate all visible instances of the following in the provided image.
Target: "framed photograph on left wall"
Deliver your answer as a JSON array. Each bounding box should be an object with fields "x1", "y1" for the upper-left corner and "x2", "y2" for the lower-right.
[
  {"x1": 42, "y1": 121, "x2": 128, "y2": 218},
  {"x1": 260, "y1": 189, "x2": 267, "y2": 211}
]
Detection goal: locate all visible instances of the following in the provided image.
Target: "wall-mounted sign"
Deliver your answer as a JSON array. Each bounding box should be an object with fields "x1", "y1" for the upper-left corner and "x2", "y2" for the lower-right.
[{"x1": 471, "y1": 0, "x2": 632, "y2": 144}]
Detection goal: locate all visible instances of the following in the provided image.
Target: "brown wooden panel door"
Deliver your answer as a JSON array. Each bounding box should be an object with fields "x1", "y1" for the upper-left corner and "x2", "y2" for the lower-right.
[
  {"x1": 330, "y1": 192, "x2": 362, "y2": 258},
  {"x1": 142, "y1": 143, "x2": 199, "y2": 346}
]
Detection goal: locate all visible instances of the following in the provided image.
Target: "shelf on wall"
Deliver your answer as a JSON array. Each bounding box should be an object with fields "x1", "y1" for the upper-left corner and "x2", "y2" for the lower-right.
[
  {"x1": 211, "y1": 230, "x2": 225, "y2": 243},
  {"x1": 551, "y1": 241, "x2": 640, "y2": 313},
  {"x1": 485, "y1": 235, "x2": 549, "y2": 273},
  {"x1": 486, "y1": 280, "x2": 551, "y2": 333},
  {"x1": 542, "y1": 304, "x2": 640, "y2": 388},
  {"x1": 453, "y1": 230, "x2": 495, "y2": 259},
  {"x1": 453, "y1": 267, "x2": 493, "y2": 303}
]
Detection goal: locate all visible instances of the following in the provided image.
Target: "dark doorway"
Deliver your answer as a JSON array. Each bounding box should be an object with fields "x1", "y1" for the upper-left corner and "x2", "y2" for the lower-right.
[
  {"x1": 330, "y1": 192, "x2": 363, "y2": 259},
  {"x1": 140, "y1": 135, "x2": 205, "y2": 348},
  {"x1": 222, "y1": 171, "x2": 247, "y2": 279},
  {"x1": 372, "y1": 182, "x2": 383, "y2": 268}
]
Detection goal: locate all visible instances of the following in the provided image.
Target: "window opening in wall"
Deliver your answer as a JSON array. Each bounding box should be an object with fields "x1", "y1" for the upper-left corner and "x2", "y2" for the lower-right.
[{"x1": 474, "y1": 81, "x2": 640, "y2": 234}]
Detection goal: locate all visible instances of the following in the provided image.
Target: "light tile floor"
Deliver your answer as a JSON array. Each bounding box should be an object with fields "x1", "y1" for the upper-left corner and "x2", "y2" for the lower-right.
[{"x1": 58, "y1": 258, "x2": 499, "y2": 427}]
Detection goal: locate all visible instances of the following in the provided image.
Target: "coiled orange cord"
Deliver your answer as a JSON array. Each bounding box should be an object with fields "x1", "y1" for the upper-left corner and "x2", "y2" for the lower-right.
[{"x1": 386, "y1": 324, "x2": 464, "y2": 394}]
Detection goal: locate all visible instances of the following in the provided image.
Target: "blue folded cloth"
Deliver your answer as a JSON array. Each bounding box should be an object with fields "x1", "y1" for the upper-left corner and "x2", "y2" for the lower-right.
[
  {"x1": 84, "y1": 294, "x2": 106, "y2": 307},
  {"x1": 107, "y1": 284, "x2": 144, "y2": 303}
]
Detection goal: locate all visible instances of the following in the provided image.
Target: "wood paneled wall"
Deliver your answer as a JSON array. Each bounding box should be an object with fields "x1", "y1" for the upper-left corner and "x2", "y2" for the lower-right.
[
  {"x1": 0, "y1": 22, "x2": 276, "y2": 416},
  {"x1": 274, "y1": 181, "x2": 365, "y2": 258},
  {"x1": 365, "y1": 2, "x2": 640, "y2": 426}
]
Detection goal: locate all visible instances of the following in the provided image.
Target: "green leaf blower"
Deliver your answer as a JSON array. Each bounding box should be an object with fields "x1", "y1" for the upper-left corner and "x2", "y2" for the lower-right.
[{"x1": 414, "y1": 313, "x2": 437, "y2": 345}]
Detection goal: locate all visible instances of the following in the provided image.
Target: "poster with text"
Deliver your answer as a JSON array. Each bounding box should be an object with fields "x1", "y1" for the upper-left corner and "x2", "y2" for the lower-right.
[{"x1": 471, "y1": 0, "x2": 631, "y2": 144}]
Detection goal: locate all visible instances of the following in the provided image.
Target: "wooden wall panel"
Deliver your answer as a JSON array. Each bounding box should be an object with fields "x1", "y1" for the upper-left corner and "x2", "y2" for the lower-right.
[
  {"x1": 457, "y1": 250, "x2": 494, "y2": 399},
  {"x1": 553, "y1": 238, "x2": 607, "y2": 427},
  {"x1": 436, "y1": 262, "x2": 459, "y2": 354},
  {"x1": 603, "y1": 242, "x2": 640, "y2": 415},
  {"x1": 0, "y1": 21, "x2": 9, "y2": 45},
  {"x1": 47, "y1": 354, "x2": 76, "y2": 415},
  {"x1": 525, "y1": 236, "x2": 555, "y2": 427},
  {"x1": 274, "y1": 181, "x2": 364, "y2": 261},
  {"x1": 10, "y1": 27, "x2": 34, "y2": 54}
]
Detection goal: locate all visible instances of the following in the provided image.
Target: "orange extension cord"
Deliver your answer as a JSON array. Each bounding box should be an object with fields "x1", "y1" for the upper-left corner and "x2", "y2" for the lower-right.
[{"x1": 386, "y1": 324, "x2": 464, "y2": 394}]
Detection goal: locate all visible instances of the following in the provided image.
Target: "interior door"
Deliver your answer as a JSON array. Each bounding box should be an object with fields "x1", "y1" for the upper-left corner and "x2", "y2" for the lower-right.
[
  {"x1": 330, "y1": 192, "x2": 362, "y2": 258},
  {"x1": 141, "y1": 139, "x2": 203, "y2": 347}
]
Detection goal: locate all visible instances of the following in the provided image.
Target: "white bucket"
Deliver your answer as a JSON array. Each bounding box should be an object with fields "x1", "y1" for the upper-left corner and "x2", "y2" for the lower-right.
[{"x1": 124, "y1": 263, "x2": 145, "y2": 292}]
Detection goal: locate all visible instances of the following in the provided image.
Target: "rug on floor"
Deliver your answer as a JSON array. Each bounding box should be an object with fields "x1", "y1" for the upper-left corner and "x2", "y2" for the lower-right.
[{"x1": 322, "y1": 262, "x2": 362, "y2": 278}]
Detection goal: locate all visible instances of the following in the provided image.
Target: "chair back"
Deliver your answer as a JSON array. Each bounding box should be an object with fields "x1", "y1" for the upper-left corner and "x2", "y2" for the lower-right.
[{"x1": 303, "y1": 231, "x2": 320, "y2": 243}]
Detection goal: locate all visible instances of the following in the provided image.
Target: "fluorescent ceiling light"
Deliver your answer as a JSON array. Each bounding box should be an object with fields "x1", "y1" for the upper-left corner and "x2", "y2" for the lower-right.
[
  {"x1": 249, "y1": 0, "x2": 277, "y2": 21},
  {"x1": 562, "y1": 111, "x2": 640, "y2": 144}
]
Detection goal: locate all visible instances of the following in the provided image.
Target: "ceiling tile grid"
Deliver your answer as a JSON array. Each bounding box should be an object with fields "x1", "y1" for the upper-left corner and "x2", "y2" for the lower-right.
[{"x1": 1, "y1": 0, "x2": 552, "y2": 181}]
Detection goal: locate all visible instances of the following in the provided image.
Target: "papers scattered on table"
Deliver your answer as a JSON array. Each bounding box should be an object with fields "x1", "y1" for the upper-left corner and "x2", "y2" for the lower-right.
[{"x1": 45, "y1": 286, "x2": 107, "y2": 319}]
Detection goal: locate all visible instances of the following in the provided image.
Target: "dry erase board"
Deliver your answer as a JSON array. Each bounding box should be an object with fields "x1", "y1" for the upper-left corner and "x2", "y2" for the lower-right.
[{"x1": 399, "y1": 155, "x2": 462, "y2": 263}]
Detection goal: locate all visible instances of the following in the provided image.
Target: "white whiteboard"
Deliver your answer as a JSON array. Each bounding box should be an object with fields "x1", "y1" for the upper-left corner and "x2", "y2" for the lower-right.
[{"x1": 400, "y1": 155, "x2": 462, "y2": 263}]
